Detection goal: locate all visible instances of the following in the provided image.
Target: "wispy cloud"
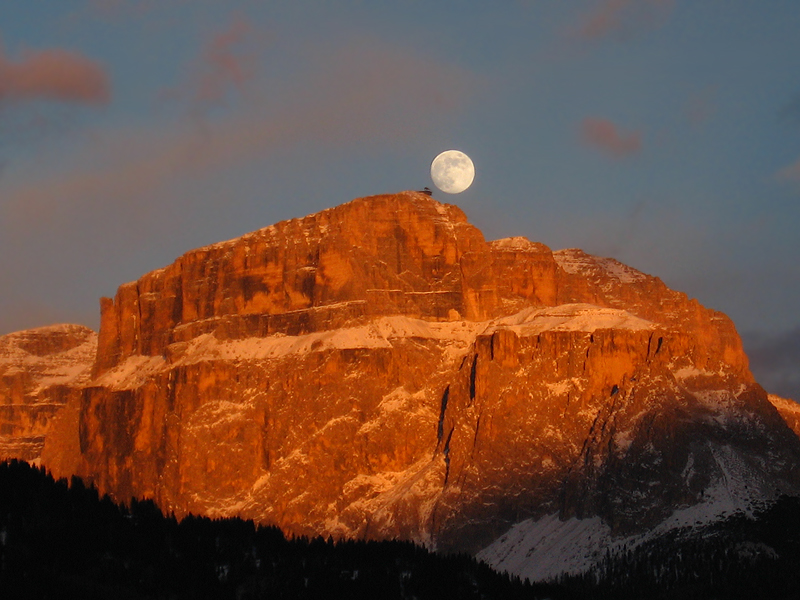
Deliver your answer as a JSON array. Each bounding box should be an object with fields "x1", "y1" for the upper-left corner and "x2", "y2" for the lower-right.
[
  {"x1": 575, "y1": 0, "x2": 675, "y2": 42},
  {"x1": 580, "y1": 117, "x2": 642, "y2": 157},
  {"x1": 86, "y1": 0, "x2": 189, "y2": 18},
  {"x1": 197, "y1": 17, "x2": 253, "y2": 104},
  {"x1": 0, "y1": 45, "x2": 110, "y2": 105},
  {"x1": 1, "y1": 37, "x2": 477, "y2": 230},
  {"x1": 160, "y1": 14, "x2": 259, "y2": 113},
  {"x1": 776, "y1": 157, "x2": 800, "y2": 182},
  {"x1": 684, "y1": 86, "x2": 717, "y2": 127}
]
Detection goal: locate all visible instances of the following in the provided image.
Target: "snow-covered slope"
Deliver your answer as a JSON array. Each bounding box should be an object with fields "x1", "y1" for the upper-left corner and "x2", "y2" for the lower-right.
[{"x1": 478, "y1": 436, "x2": 785, "y2": 581}]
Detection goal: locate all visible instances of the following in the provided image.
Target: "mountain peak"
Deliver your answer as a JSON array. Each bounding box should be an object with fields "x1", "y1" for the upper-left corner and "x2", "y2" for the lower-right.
[
  {"x1": 202, "y1": 191, "x2": 472, "y2": 253},
  {"x1": 93, "y1": 192, "x2": 496, "y2": 375},
  {"x1": 0, "y1": 192, "x2": 794, "y2": 582}
]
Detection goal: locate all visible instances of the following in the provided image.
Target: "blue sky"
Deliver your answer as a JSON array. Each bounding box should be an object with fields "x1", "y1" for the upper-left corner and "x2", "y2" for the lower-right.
[{"x1": 1, "y1": 1, "x2": 798, "y2": 398}]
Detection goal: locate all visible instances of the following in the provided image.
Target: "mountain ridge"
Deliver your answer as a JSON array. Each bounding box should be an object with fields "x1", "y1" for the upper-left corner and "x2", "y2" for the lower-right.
[{"x1": 1, "y1": 191, "x2": 798, "y2": 580}]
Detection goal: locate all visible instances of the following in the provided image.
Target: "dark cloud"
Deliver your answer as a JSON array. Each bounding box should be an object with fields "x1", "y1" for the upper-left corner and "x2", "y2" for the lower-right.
[
  {"x1": 580, "y1": 117, "x2": 642, "y2": 157},
  {"x1": 0, "y1": 46, "x2": 110, "y2": 105},
  {"x1": 742, "y1": 327, "x2": 800, "y2": 401}
]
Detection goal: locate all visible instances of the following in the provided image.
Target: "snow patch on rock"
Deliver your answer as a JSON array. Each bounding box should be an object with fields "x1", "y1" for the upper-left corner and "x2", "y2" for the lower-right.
[
  {"x1": 477, "y1": 513, "x2": 612, "y2": 581},
  {"x1": 490, "y1": 237, "x2": 545, "y2": 252},
  {"x1": 554, "y1": 249, "x2": 648, "y2": 286},
  {"x1": 0, "y1": 324, "x2": 97, "y2": 395},
  {"x1": 492, "y1": 303, "x2": 654, "y2": 335},
  {"x1": 478, "y1": 440, "x2": 781, "y2": 583}
]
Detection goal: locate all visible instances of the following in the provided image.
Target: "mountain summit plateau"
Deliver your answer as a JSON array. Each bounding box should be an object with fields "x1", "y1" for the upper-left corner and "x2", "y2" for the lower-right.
[{"x1": 3, "y1": 191, "x2": 799, "y2": 580}]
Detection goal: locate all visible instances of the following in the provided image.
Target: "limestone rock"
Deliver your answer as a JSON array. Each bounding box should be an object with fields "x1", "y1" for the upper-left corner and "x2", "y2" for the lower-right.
[
  {"x1": 25, "y1": 191, "x2": 800, "y2": 562},
  {"x1": 93, "y1": 193, "x2": 489, "y2": 376},
  {"x1": 770, "y1": 394, "x2": 800, "y2": 438},
  {"x1": 0, "y1": 324, "x2": 96, "y2": 461}
]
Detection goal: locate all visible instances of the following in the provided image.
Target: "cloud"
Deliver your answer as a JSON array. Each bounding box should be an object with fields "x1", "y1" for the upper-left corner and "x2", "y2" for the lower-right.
[
  {"x1": 0, "y1": 35, "x2": 479, "y2": 337},
  {"x1": 0, "y1": 37, "x2": 477, "y2": 230},
  {"x1": 776, "y1": 157, "x2": 800, "y2": 182},
  {"x1": 580, "y1": 117, "x2": 642, "y2": 157},
  {"x1": 85, "y1": 0, "x2": 189, "y2": 18},
  {"x1": 684, "y1": 86, "x2": 717, "y2": 127},
  {"x1": 575, "y1": 0, "x2": 675, "y2": 41},
  {"x1": 0, "y1": 45, "x2": 110, "y2": 105},
  {"x1": 87, "y1": 0, "x2": 130, "y2": 15},
  {"x1": 742, "y1": 328, "x2": 800, "y2": 401},
  {"x1": 160, "y1": 15, "x2": 258, "y2": 112},
  {"x1": 197, "y1": 17, "x2": 253, "y2": 104}
]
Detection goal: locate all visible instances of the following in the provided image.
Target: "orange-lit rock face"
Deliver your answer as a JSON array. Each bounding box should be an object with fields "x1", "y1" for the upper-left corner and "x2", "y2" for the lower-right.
[
  {"x1": 30, "y1": 192, "x2": 800, "y2": 553},
  {"x1": 770, "y1": 395, "x2": 800, "y2": 439},
  {"x1": 93, "y1": 193, "x2": 489, "y2": 375},
  {"x1": 0, "y1": 324, "x2": 96, "y2": 460}
]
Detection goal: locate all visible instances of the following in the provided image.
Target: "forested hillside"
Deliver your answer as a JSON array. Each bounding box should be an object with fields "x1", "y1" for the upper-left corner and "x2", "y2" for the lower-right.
[
  {"x1": 0, "y1": 460, "x2": 560, "y2": 599},
  {"x1": 2, "y1": 460, "x2": 799, "y2": 599},
  {"x1": 557, "y1": 496, "x2": 800, "y2": 599}
]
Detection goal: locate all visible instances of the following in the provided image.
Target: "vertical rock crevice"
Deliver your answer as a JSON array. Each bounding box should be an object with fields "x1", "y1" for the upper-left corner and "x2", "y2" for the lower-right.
[{"x1": 437, "y1": 385, "x2": 450, "y2": 444}]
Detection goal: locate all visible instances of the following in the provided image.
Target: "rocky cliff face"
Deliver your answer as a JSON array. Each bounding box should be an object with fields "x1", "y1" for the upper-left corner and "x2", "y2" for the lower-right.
[
  {"x1": 91, "y1": 194, "x2": 488, "y2": 377},
  {"x1": 770, "y1": 394, "x2": 800, "y2": 438},
  {"x1": 0, "y1": 325, "x2": 96, "y2": 461},
  {"x1": 30, "y1": 192, "x2": 800, "y2": 565}
]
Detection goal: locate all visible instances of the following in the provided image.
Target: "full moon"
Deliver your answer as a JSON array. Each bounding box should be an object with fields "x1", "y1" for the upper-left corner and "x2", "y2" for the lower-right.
[{"x1": 430, "y1": 150, "x2": 475, "y2": 194}]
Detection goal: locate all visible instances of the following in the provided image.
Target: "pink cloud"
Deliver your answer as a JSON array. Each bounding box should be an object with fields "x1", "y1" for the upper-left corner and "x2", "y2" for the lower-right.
[
  {"x1": 580, "y1": 117, "x2": 642, "y2": 157},
  {"x1": 197, "y1": 17, "x2": 253, "y2": 105},
  {"x1": 684, "y1": 86, "x2": 717, "y2": 127},
  {"x1": 1, "y1": 37, "x2": 478, "y2": 229},
  {"x1": 777, "y1": 157, "x2": 800, "y2": 182},
  {"x1": 0, "y1": 46, "x2": 110, "y2": 105},
  {"x1": 159, "y1": 15, "x2": 259, "y2": 113},
  {"x1": 86, "y1": 0, "x2": 187, "y2": 18},
  {"x1": 87, "y1": 0, "x2": 128, "y2": 15},
  {"x1": 576, "y1": 0, "x2": 675, "y2": 41}
]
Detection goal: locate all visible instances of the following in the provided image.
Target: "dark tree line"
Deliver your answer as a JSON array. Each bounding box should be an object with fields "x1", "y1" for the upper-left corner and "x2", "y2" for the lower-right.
[
  {"x1": 3, "y1": 459, "x2": 800, "y2": 599},
  {"x1": 557, "y1": 496, "x2": 800, "y2": 599},
  {"x1": 0, "y1": 460, "x2": 565, "y2": 600}
]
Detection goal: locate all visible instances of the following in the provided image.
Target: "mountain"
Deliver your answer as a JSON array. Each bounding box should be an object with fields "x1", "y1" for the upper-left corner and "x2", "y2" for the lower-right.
[
  {"x1": 4, "y1": 191, "x2": 799, "y2": 581},
  {"x1": 770, "y1": 394, "x2": 800, "y2": 438},
  {"x1": 0, "y1": 324, "x2": 96, "y2": 461}
]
